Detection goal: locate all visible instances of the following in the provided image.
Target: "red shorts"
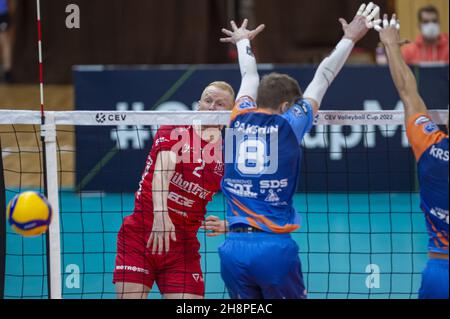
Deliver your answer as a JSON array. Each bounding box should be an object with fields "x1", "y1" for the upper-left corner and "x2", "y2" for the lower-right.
[{"x1": 113, "y1": 214, "x2": 204, "y2": 296}]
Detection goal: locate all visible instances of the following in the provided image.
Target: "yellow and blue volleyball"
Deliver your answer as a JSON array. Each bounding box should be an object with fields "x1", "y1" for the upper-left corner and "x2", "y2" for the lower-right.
[{"x1": 6, "y1": 191, "x2": 52, "y2": 237}]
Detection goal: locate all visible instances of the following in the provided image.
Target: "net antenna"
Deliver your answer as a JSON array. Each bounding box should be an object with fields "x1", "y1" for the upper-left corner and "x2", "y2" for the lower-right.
[{"x1": 36, "y1": 0, "x2": 62, "y2": 299}]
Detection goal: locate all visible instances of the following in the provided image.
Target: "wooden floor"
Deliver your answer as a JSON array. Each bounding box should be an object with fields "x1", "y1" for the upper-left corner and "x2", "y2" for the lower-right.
[{"x1": 1, "y1": 84, "x2": 75, "y2": 188}]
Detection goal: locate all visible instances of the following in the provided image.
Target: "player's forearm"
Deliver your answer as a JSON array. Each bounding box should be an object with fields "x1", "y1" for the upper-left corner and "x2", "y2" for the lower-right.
[
  {"x1": 384, "y1": 43, "x2": 417, "y2": 96},
  {"x1": 304, "y1": 38, "x2": 354, "y2": 110},
  {"x1": 236, "y1": 39, "x2": 259, "y2": 100},
  {"x1": 384, "y1": 43, "x2": 427, "y2": 118},
  {"x1": 152, "y1": 171, "x2": 170, "y2": 214},
  {"x1": 152, "y1": 152, "x2": 176, "y2": 216}
]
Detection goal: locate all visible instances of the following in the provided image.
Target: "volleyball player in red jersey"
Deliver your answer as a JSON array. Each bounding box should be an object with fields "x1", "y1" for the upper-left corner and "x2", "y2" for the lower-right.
[{"x1": 113, "y1": 82, "x2": 235, "y2": 299}]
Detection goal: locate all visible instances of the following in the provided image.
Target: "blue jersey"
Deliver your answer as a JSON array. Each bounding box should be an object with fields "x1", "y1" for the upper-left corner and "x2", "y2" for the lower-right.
[
  {"x1": 407, "y1": 113, "x2": 449, "y2": 254},
  {"x1": 0, "y1": 0, "x2": 8, "y2": 15},
  {"x1": 222, "y1": 96, "x2": 313, "y2": 233}
]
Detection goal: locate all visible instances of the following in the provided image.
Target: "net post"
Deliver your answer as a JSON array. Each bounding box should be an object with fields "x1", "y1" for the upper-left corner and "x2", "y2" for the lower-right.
[
  {"x1": 41, "y1": 112, "x2": 62, "y2": 299},
  {"x1": 0, "y1": 140, "x2": 6, "y2": 299}
]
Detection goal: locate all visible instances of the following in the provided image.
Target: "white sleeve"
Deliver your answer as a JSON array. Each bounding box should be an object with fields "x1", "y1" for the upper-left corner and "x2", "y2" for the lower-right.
[
  {"x1": 304, "y1": 38, "x2": 354, "y2": 108},
  {"x1": 236, "y1": 39, "x2": 260, "y2": 100}
]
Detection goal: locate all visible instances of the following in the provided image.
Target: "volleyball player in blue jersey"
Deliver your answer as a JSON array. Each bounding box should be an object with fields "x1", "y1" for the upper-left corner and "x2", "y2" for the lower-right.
[
  {"x1": 204, "y1": 3, "x2": 381, "y2": 299},
  {"x1": 377, "y1": 14, "x2": 448, "y2": 299}
]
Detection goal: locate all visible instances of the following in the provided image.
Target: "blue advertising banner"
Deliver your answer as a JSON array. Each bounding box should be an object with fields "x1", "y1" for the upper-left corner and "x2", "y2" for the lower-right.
[{"x1": 74, "y1": 65, "x2": 449, "y2": 192}]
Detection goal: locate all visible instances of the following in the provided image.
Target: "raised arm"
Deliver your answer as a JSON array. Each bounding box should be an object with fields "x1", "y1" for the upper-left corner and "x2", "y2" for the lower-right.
[
  {"x1": 376, "y1": 14, "x2": 428, "y2": 123},
  {"x1": 304, "y1": 2, "x2": 380, "y2": 114},
  {"x1": 221, "y1": 19, "x2": 265, "y2": 100}
]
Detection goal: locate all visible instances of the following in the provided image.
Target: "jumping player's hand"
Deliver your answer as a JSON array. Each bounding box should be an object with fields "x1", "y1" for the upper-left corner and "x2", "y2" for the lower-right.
[
  {"x1": 147, "y1": 213, "x2": 176, "y2": 254},
  {"x1": 200, "y1": 215, "x2": 228, "y2": 237},
  {"x1": 340, "y1": 2, "x2": 381, "y2": 43},
  {"x1": 375, "y1": 14, "x2": 405, "y2": 46},
  {"x1": 220, "y1": 19, "x2": 265, "y2": 45}
]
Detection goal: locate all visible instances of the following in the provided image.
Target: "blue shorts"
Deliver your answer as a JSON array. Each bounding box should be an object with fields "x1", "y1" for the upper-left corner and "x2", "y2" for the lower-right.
[
  {"x1": 418, "y1": 258, "x2": 449, "y2": 299},
  {"x1": 219, "y1": 232, "x2": 306, "y2": 299}
]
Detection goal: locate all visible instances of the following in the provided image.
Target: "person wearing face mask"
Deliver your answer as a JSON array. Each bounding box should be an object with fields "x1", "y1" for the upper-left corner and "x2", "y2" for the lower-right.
[{"x1": 401, "y1": 5, "x2": 449, "y2": 65}]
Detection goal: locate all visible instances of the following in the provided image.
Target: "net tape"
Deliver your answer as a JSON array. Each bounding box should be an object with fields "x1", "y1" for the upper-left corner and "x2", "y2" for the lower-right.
[{"x1": 0, "y1": 109, "x2": 448, "y2": 126}]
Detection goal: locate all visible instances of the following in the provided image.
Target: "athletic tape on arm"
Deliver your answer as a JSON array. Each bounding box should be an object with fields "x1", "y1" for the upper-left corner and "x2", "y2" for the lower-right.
[
  {"x1": 236, "y1": 39, "x2": 260, "y2": 100},
  {"x1": 304, "y1": 38, "x2": 354, "y2": 107}
]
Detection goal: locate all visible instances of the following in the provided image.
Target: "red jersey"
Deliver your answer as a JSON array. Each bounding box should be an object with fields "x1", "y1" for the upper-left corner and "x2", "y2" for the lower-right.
[
  {"x1": 401, "y1": 33, "x2": 449, "y2": 65},
  {"x1": 133, "y1": 125, "x2": 224, "y2": 236}
]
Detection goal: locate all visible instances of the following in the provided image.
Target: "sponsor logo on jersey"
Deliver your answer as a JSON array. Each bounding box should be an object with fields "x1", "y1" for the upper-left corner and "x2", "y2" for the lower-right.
[
  {"x1": 301, "y1": 105, "x2": 309, "y2": 114},
  {"x1": 265, "y1": 189, "x2": 280, "y2": 202},
  {"x1": 168, "y1": 207, "x2": 188, "y2": 218},
  {"x1": 415, "y1": 116, "x2": 431, "y2": 126},
  {"x1": 224, "y1": 178, "x2": 253, "y2": 185},
  {"x1": 423, "y1": 122, "x2": 439, "y2": 135},
  {"x1": 136, "y1": 156, "x2": 153, "y2": 198},
  {"x1": 192, "y1": 273, "x2": 204, "y2": 282},
  {"x1": 170, "y1": 172, "x2": 211, "y2": 199},
  {"x1": 429, "y1": 145, "x2": 449, "y2": 161},
  {"x1": 168, "y1": 192, "x2": 195, "y2": 208},
  {"x1": 224, "y1": 180, "x2": 258, "y2": 198},
  {"x1": 430, "y1": 207, "x2": 449, "y2": 224},
  {"x1": 298, "y1": 102, "x2": 309, "y2": 114},
  {"x1": 115, "y1": 265, "x2": 149, "y2": 274},
  {"x1": 270, "y1": 201, "x2": 288, "y2": 206},
  {"x1": 292, "y1": 106, "x2": 303, "y2": 118},
  {"x1": 155, "y1": 137, "x2": 168, "y2": 146},
  {"x1": 260, "y1": 179, "x2": 288, "y2": 189},
  {"x1": 237, "y1": 98, "x2": 256, "y2": 110}
]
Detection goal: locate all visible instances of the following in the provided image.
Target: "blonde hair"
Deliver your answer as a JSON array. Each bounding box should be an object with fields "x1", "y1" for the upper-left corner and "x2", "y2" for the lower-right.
[{"x1": 202, "y1": 81, "x2": 235, "y2": 101}]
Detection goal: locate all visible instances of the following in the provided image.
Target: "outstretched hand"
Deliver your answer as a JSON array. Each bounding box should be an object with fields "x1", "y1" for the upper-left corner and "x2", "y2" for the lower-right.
[
  {"x1": 220, "y1": 19, "x2": 265, "y2": 45},
  {"x1": 375, "y1": 14, "x2": 407, "y2": 46},
  {"x1": 356, "y1": 2, "x2": 381, "y2": 28},
  {"x1": 340, "y1": 2, "x2": 381, "y2": 43}
]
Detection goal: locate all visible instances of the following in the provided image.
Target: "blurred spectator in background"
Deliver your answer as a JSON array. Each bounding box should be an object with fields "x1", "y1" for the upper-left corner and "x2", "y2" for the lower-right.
[
  {"x1": 0, "y1": 0, "x2": 12, "y2": 82},
  {"x1": 401, "y1": 5, "x2": 449, "y2": 65}
]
